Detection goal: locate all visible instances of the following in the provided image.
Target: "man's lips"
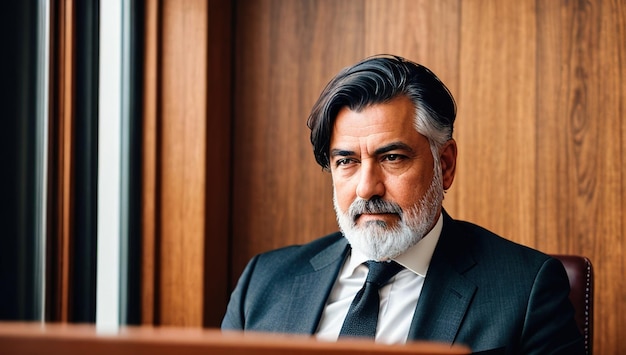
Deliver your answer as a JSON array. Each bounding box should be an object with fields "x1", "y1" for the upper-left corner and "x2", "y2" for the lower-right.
[{"x1": 355, "y1": 212, "x2": 399, "y2": 222}]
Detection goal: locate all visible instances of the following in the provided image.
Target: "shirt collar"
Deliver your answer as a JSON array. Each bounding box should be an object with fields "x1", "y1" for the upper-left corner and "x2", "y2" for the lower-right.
[{"x1": 346, "y1": 212, "x2": 444, "y2": 277}]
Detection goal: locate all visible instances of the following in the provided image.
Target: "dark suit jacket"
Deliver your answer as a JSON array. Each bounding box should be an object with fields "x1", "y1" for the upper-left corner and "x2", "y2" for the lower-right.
[{"x1": 222, "y1": 211, "x2": 584, "y2": 354}]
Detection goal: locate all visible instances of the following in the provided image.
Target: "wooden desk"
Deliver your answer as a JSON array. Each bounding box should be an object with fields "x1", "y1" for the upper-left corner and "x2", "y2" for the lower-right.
[{"x1": 0, "y1": 322, "x2": 470, "y2": 355}]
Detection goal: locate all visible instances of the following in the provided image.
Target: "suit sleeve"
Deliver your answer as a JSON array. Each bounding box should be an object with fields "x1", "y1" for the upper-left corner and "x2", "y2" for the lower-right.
[
  {"x1": 221, "y1": 255, "x2": 259, "y2": 330},
  {"x1": 520, "y1": 257, "x2": 585, "y2": 355}
]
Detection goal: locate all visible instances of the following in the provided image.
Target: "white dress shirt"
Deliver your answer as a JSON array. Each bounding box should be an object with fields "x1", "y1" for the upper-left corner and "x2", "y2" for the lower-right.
[{"x1": 315, "y1": 214, "x2": 443, "y2": 344}]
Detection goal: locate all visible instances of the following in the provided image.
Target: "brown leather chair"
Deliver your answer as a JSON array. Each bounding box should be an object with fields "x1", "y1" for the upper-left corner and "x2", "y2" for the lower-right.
[{"x1": 551, "y1": 255, "x2": 594, "y2": 354}]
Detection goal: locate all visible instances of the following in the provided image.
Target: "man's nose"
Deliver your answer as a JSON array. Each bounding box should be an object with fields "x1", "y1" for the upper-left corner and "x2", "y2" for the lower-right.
[{"x1": 356, "y1": 162, "x2": 385, "y2": 200}]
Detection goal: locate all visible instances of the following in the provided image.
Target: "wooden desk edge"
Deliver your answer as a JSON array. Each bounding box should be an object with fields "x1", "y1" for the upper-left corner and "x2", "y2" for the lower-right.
[{"x1": 0, "y1": 322, "x2": 470, "y2": 355}]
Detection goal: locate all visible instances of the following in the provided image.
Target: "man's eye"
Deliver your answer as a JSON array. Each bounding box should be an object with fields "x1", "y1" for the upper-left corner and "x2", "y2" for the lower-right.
[
  {"x1": 384, "y1": 154, "x2": 403, "y2": 162},
  {"x1": 336, "y1": 158, "x2": 355, "y2": 166}
]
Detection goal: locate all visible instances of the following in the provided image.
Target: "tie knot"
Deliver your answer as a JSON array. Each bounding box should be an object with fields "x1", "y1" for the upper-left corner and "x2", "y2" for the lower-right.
[{"x1": 364, "y1": 260, "x2": 404, "y2": 287}]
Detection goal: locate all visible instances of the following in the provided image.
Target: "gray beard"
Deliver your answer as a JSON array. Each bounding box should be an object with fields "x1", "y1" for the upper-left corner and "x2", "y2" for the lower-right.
[{"x1": 333, "y1": 166, "x2": 444, "y2": 261}]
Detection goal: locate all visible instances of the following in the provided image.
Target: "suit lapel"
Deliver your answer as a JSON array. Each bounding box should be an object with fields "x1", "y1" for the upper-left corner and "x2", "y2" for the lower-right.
[
  {"x1": 408, "y1": 211, "x2": 477, "y2": 343},
  {"x1": 281, "y1": 236, "x2": 349, "y2": 334}
]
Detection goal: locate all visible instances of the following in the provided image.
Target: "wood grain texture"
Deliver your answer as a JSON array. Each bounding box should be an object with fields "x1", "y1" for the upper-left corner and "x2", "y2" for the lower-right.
[
  {"x1": 46, "y1": 0, "x2": 75, "y2": 323},
  {"x1": 140, "y1": 0, "x2": 159, "y2": 326},
  {"x1": 453, "y1": 1, "x2": 625, "y2": 353},
  {"x1": 141, "y1": 0, "x2": 232, "y2": 328},
  {"x1": 141, "y1": 0, "x2": 208, "y2": 327},
  {"x1": 230, "y1": 0, "x2": 625, "y2": 353},
  {"x1": 0, "y1": 322, "x2": 471, "y2": 355},
  {"x1": 159, "y1": 0, "x2": 208, "y2": 327},
  {"x1": 533, "y1": 0, "x2": 626, "y2": 353},
  {"x1": 203, "y1": 0, "x2": 233, "y2": 327},
  {"x1": 453, "y1": 0, "x2": 538, "y2": 245}
]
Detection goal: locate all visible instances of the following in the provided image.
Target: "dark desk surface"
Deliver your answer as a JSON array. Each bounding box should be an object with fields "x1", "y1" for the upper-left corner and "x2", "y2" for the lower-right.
[{"x1": 0, "y1": 322, "x2": 470, "y2": 355}]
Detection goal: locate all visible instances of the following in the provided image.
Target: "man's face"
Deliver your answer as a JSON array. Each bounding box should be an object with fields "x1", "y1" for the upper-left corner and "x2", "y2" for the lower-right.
[{"x1": 329, "y1": 96, "x2": 454, "y2": 260}]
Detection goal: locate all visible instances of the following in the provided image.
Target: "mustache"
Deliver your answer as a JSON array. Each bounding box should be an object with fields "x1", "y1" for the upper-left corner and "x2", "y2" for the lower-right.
[{"x1": 348, "y1": 198, "x2": 403, "y2": 220}]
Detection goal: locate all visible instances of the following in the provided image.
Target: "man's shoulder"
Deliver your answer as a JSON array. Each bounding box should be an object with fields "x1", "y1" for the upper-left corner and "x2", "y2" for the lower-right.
[
  {"x1": 444, "y1": 213, "x2": 551, "y2": 263},
  {"x1": 441, "y1": 213, "x2": 565, "y2": 289}
]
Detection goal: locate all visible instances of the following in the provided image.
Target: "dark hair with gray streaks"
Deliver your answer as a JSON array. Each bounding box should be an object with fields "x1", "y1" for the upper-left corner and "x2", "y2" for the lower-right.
[{"x1": 307, "y1": 54, "x2": 456, "y2": 170}]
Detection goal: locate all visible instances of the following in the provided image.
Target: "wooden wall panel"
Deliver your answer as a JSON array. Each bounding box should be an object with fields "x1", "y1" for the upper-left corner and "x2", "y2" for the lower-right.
[
  {"x1": 230, "y1": 0, "x2": 625, "y2": 353},
  {"x1": 453, "y1": 1, "x2": 625, "y2": 353},
  {"x1": 533, "y1": 0, "x2": 626, "y2": 353},
  {"x1": 46, "y1": 0, "x2": 75, "y2": 322},
  {"x1": 141, "y1": 0, "x2": 159, "y2": 327},
  {"x1": 453, "y1": 0, "x2": 539, "y2": 245},
  {"x1": 203, "y1": 0, "x2": 233, "y2": 327},
  {"x1": 141, "y1": 0, "x2": 232, "y2": 328},
  {"x1": 159, "y1": 0, "x2": 209, "y2": 328}
]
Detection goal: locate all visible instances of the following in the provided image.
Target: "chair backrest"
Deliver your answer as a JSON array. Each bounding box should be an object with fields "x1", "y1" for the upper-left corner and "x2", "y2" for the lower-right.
[{"x1": 550, "y1": 254, "x2": 593, "y2": 355}]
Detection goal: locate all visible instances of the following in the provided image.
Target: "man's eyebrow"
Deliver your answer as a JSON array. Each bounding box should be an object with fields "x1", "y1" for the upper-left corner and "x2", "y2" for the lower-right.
[
  {"x1": 374, "y1": 142, "x2": 414, "y2": 155},
  {"x1": 329, "y1": 148, "x2": 355, "y2": 157}
]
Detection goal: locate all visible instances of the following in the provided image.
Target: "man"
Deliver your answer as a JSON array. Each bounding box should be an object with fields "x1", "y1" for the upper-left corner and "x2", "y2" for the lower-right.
[{"x1": 222, "y1": 55, "x2": 584, "y2": 354}]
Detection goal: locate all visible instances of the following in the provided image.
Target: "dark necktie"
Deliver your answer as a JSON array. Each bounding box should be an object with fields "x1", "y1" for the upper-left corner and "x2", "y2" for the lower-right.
[{"x1": 338, "y1": 260, "x2": 404, "y2": 338}]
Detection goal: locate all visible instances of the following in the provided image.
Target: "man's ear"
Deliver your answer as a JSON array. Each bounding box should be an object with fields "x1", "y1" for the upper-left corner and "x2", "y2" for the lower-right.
[{"x1": 440, "y1": 139, "x2": 457, "y2": 190}]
